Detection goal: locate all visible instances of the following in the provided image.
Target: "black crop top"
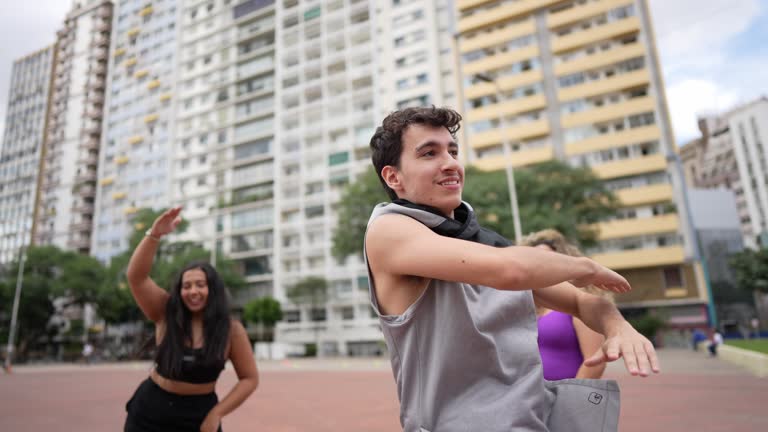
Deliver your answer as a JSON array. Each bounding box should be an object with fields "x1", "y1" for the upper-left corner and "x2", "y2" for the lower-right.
[{"x1": 156, "y1": 347, "x2": 225, "y2": 384}]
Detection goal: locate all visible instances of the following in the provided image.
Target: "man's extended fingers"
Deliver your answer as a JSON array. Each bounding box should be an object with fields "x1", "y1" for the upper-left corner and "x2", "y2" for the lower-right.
[
  {"x1": 645, "y1": 340, "x2": 661, "y2": 373},
  {"x1": 634, "y1": 344, "x2": 651, "y2": 377},
  {"x1": 583, "y1": 349, "x2": 606, "y2": 367},
  {"x1": 621, "y1": 343, "x2": 639, "y2": 376}
]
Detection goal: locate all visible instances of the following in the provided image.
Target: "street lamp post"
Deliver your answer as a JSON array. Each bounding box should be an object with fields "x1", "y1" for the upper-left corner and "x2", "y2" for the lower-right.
[
  {"x1": 474, "y1": 73, "x2": 523, "y2": 244},
  {"x1": 4, "y1": 245, "x2": 26, "y2": 372}
]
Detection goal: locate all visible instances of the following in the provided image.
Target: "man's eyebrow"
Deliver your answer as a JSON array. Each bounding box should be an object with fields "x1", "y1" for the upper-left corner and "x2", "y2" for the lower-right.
[{"x1": 414, "y1": 141, "x2": 459, "y2": 152}]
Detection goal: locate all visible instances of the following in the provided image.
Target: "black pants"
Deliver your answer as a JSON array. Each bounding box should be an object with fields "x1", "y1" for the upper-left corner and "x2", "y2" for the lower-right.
[{"x1": 124, "y1": 378, "x2": 221, "y2": 432}]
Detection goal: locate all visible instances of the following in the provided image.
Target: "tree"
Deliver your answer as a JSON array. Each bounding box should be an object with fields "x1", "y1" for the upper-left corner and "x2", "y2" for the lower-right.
[
  {"x1": 0, "y1": 246, "x2": 107, "y2": 360},
  {"x1": 332, "y1": 169, "x2": 388, "y2": 260},
  {"x1": 730, "y1": 248, "x2": 768, "y2": 294},
  {"x1": 243, "y1": 296, "x2": 283, "y2": 342},
  {"x1": 331, "y1": 161, "x2": 619, "y2": 259}
]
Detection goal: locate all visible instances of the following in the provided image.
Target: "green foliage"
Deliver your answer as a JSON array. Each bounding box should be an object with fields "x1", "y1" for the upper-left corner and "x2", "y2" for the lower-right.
[
  {"x1": 331, "y1": 160, "x2": 619, "y2": 259},
  {"x1": 243, "y1": 296, "x2": 283, "y2": 327},
  {"x1": 725, "y1": 339, "x2": 768, "y2": 354},
  {"x1": 730, "y1": 248, "x2": 768, "y2": 294},
  {"x1": 287, "y1": 276, "x2": 329, "y2": 307},
  {"x1": 627, "y1": 314, "x2": 666, "y2": 341},
  {"x1": 332, "y1": 169, "x2": 389, "y2": 260}
]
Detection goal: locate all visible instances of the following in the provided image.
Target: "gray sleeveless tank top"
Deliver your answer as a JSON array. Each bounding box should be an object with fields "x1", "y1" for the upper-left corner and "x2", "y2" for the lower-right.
[{"x1": 364, "y1": 201, "x2": 620, "y2": 432}]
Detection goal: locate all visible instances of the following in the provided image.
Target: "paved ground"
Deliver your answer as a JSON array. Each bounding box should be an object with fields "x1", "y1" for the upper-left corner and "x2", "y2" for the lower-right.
[{"x1": 1, "y1": 349, "x2": 766, "y2": 431}]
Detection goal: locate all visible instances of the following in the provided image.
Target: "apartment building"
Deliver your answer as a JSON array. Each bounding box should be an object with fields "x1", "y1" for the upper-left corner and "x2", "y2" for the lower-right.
[
  {"x1": 454, "y1": 0, "x2": 709, "y2": 326},
  {"x1": 681, "y1": 97, "x2": 768, "y2": 249},
  {"x1": 375, "y1": 0, "x2": 459, "y2": 115},
  {"x1": 171, "y1": 0, "x2": 277, "y2": 304},
  {"x1": 0, "y1": 47, "x2": 55, "y2": 265},
  {"x1": 34, "y1": 0, "x2": 114, "y2": 254},
  {"x1": 91, "y1": 0, "x2": 181, "y2": 261}
]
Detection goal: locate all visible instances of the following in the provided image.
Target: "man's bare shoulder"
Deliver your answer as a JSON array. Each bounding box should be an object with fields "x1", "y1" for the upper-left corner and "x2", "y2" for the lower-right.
[{"x1": 366, "y1": 213, "x2": 433, "y2": 250}]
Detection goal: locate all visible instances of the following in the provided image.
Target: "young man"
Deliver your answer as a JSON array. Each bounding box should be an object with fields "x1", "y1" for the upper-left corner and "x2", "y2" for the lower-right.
[{"x1": 365, "y1": 107, "x2": 659, "y2": 431}]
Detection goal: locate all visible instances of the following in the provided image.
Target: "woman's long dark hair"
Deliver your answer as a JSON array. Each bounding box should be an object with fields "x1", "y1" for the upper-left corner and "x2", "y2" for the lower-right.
[{"x1": 155, "y1": 261, "x2": 231, "y2": 379}]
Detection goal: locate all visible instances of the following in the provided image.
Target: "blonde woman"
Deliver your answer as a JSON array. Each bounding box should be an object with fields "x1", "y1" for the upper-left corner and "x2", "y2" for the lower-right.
[{"x1": 523, "y1": 229, "x2": 614, "y2": 380}]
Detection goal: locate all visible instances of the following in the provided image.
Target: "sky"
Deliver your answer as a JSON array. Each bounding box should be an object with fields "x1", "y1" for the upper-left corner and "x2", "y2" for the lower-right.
[{"x1": 0, "y1": 0, "x2": 766, "y2": 147}]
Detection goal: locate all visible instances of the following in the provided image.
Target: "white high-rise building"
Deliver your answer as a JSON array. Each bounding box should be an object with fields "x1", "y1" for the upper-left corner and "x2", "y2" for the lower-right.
[
  {"x1": 91, "y1": 0, "x2": 181, "y2": 261},
  {"x1": 35, "y1": 0, "x2": 114, "y2": 254},
  {"x1": 0, "y1": 47, "x2": 55, "y2": 265}
]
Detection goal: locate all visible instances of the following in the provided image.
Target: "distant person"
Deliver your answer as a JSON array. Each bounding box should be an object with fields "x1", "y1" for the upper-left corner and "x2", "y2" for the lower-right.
[
  {"x1": 708, "y1": 329, "x2": 723, "y2": 357},
  {"x1": 522, "y1": 229, "x2": 613, "y2": 379},
  {"x1": 692, "y1": 328, "x2": 707, "y2": 351},
  {"x1": 82, "y1": 342, "x2": 94, "y2": 365},
  {"x1": 751, "y1": 318, "x2": 760, "y2": 339},
  {"x1": 123, "y1": 207, "x2": 258, "y2": 432}
]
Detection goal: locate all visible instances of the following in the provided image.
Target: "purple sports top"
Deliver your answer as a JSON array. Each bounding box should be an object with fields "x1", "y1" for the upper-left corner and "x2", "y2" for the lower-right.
[{"x1": 537, "y1": 310, "x2": 584, "y2": 380}]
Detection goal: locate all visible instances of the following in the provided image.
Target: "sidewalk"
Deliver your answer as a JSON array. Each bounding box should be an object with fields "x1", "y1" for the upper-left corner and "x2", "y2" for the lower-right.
[{"x1": 1, "y1": 349, "x2": 766, "y2": 431}]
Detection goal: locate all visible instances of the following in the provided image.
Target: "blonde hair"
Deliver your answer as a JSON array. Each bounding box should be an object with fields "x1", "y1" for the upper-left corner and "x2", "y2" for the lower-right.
[{"x1": 521, "y1": 229, "x2": 614, "y2": 301}]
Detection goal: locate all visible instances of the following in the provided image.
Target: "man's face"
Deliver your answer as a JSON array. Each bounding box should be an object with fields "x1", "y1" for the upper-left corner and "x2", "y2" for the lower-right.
[{"x1": 384, "y1": 124, "x2": 464, "y2": 217}]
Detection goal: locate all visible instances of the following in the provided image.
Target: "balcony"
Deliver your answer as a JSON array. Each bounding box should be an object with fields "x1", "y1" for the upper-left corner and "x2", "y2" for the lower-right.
[
  {"x1": 466, "y1": 94, "x2": 547, "y2": 123},
  {"x1": 555, "y1": 43, "x2": 645, "y2": 77},
  {"x1": 69, "y1": 220, "x2": 93, "y2": 232},
  {"x1": 113, "y1": 47, "x2": 126, "y2": 58},
  {"x1": 548, "y1": 0, "x2": 634, "y2": 28},
  {"x1": 458, "y1": 0, "x2": 561, "y2": 33},
  {"x1": 590, "y1": 245, "x2": 685, "y2": 271},
  {"x1": 472, "y1": 145, "x2": 554, "y2": 170},
  {"x1": 126, "y1": 28, "x2": 140, "y2": 38},
  {"x1": 128, "y1": 135, "x2": 143, "y2": 145},
  {"x1": 67, "y1": 237, "x2": 92, "y2": 250},
  {"x1": 592, "y1": 214, "x2": 679, "y2": 241},
  {"x1": 560, "y1": 96, "x2": 656, "y2": 128},
  {"x1": 139, "y1": 6, "x2": 153, "y2": 17},
  {"x1": 558, "y1": 70, "x2": 651, "y2": 103},
  {"x1": 463, "y1": 45, "x2": 539, "y2": 76},
  {"x1": 551, "y1": 17, "x2": 641, "y2": 54},
  {"x1": 565, "y1": 125, "x2": 661, "y2": 156},
  {"x1": 76, "y1": 184, "x2": 96, "y2": 197},
  {"x1": 78, "y1": 154, "x2": 99, "y2": 166},
  {"x1": 147, "y1": 79, "x2": 160, "y2": 90},
  {"x1": 615, "y1": 183, "x2": 674, "y2": 207},
  {"x1": 460, "y1": 19, "x2": 536, "y2": 53},
  {"x1": 470, "y1": 119, "x2": 550, "y2": 149},
  {"x1": 71, "y1": 202, "x2": 95, "y2": 214},
  {"x1": 591, "y1": 154, "x2": 668, "y2": 180},
  {"x1": 100, "y1": 177, "x2": 114, "y2": 186},
  {"x1": 144, "y1": 114, "x2": 158, "y2": 123}
]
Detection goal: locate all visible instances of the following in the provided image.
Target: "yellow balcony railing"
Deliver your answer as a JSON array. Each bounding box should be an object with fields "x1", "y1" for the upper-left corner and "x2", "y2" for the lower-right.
[
  {"x1": 558, "y1": 69, "x2": 651, "y2": 102},
  {"x1": 144, "y1": 114, "x2": 159, "y2": 123},
  {"x1": 470, "y1": 119, "x2": 550, "y2": 149},
  {"x1": 127, "y1": 28, "x2": 140, "y2": 38},
  {"x1": 124, "y1": 57, "x2": 137, "y2": 67},
  {"x1": 561, "y1": 96, "x2": 656, "y2": 128},
  {"x1": 159, "y1": 93, "x2": 172, "y2": 102},
  {"x1": 113, "y1": 47, "x2": 126, "y2": 57},
  {"x1": 147, "y1": 79, "x2": 160, "y2": 90},
  {"x1": 554, "y1": 43, "x2": 645, "y2": 77},
  {"x1": 590, "y1": 246, "x2": 685, "y2": 271},
  {"x1": 591, "y1": 154, "x2": 668, "y2": 180},
  {"x1": 551, "y1": 16, "x2": 641, "y2": 54},
  {"x1": 548, "y1": 0, "x2": 634, "y2": 29},
  {"x1": 564, "y1": 125, "x2": 661, "y2": 156},
  {"x1": 139, "y1": 6, "x2": 154, "y2": 17},
  {"x1": 100, "y1": 177, "x2": 114, "y2": 186},
  {"x1": 463, "y1": 46, "x2": 539, "y2": 75},
  {"x1": 615, "y1": 183, "x2": 674, "y2": 207},
  {"x1": 124, "y1": 206, "x2": 139, "y2": 215},
  {"x1": 458, "y1": 0, "x2": 561, "y2": 33},
  {"x1": 134, "y1": 69, "x2": 149, "y2": 79},
  {"x1": 473, "y1": 146, "x2": 554, "y2": 170},
  {"x1": 467, "y1": 94, "x2": 547, "y2": 123},
  {"x1": 115, "y1": 156, "x2": 130, "y2": 165},
  {"x1": 592, "y1": 214, "x2": 679, "y2": 241},
  {"x1": 465, "y1": 70, "x2": 543, "y2": 100},
  {"x1": 128, "y1": 135, "x2": 144, "y2": 145},
  {"x1": 460, "y1": 19, "x2": 536, "y2": 53},
  {"x1": 112, "y1": 192, "x2": 127, "y2": 200}
]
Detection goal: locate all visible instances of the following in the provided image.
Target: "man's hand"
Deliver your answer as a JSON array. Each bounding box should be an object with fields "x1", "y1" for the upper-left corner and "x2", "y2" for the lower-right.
[
  {"x1": 571, "y1": 259, "x2": 631, "y2": 294},
  {"x1": 583, "y1": 321, "x2": 661, "y2": 377}
]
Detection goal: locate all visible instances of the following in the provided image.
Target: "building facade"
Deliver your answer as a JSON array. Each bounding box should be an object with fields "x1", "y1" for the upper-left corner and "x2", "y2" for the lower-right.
[
  {"x1": 0, "y1": 47, "x2": 55, "y2": 265},
  {"x1": 454, "y1": 0, "x2": 709, "y2": 326},
  {"x1": 91, "y1": 0, "x2": 181, "y2": 261},
  {"x1": 681, "y1": 97, "x2": 768, "y2": 250},
  {"x1": 34, "y1": 0, "x2": 114, "y2": 254}
]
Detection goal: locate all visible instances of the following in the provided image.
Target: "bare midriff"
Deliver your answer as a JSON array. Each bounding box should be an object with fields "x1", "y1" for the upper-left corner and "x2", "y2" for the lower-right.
[{"x1": 149, "y1": 368, "x2": 217, "y2": 395}]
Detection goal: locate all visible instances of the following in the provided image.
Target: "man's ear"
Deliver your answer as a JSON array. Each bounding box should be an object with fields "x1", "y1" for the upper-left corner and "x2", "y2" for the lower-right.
[{"x1": 381, "y1": 165, "x2": 402, "y2": 193}]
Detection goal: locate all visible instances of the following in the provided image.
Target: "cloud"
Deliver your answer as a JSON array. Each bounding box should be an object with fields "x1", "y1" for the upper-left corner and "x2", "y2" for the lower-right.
[
  {"x1": 648, "y1": 0, "x2": 765, "y2": 144},
  {"x1": 665, "y1": 79, "x2": 740, "y2": 142}
]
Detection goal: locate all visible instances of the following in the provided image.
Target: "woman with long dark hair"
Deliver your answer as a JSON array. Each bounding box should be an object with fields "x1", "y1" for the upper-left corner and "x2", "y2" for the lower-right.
[{"x1": 124, "y1": 206, "x2": 258, "y2": 432}]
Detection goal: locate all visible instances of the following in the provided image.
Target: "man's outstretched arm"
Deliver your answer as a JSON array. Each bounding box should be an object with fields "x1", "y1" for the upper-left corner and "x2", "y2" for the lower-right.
[
  {"x1": 533, "y1": 284, "x2": 661, "y2": 377},
  {"x1": 366, "y1": 214, "x2": 630, "y2": 293}
]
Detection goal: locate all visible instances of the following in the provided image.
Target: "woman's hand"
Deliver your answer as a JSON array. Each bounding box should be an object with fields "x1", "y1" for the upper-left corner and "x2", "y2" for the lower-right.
[
  {"x1": 150, "y1": 206, "x2": 183, "y2": 238},
  {"x1": 200, "y1": 409, "x2": 221, "y2": 432}
]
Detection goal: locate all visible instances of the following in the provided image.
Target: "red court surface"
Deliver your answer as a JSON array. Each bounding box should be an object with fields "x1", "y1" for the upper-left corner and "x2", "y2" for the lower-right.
[{"x1": 1, "y1": 349, "x2": 766, "y2": 431}]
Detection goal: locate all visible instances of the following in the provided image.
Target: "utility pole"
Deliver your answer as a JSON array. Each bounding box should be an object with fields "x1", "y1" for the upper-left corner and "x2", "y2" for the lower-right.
[{"x1": 4, "y1": 245, "x2": 26, "y2": 373}]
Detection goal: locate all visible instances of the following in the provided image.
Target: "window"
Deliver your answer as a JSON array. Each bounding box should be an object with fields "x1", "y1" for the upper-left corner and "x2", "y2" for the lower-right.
[{"x1": 663, "y1": 267, "x2": 683, "y2": 289}]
